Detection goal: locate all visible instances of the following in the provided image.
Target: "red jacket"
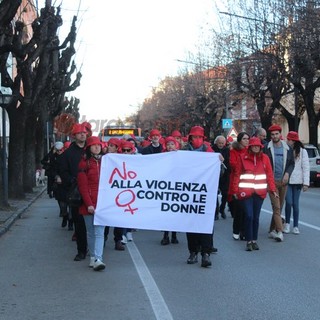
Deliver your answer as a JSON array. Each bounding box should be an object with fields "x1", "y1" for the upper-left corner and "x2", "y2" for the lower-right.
[
  {"x1": 227, "y1": 144, "x2": 247, "y2": 201},
  {"x1": 231, "y1": 150, "x2": 276, "y2": 200},
  {"x1": 77, "y1": 156, "x2": 101, "y2": 215}
]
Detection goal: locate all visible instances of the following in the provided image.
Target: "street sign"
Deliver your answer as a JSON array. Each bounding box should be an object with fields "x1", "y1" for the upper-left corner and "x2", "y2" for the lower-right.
[
  {"x1": 227, "y1": 127, "x2": 238, "y2": 139},
  {"x1": 222, "y1": 118, "x2": 232, "y2": 129}
]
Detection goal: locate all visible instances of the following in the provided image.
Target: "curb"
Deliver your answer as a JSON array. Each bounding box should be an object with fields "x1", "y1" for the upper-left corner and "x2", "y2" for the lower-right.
[{"x1": 0, "y1": 187, "x2": 47, "y2": 237}]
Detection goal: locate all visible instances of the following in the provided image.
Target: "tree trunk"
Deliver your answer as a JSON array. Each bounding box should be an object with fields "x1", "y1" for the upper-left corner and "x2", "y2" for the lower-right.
[
  {"x1": 35, "y1": 115, "x2": 45, "y2": 170},
  {"x1": 23, "y1": 114, "x2": 37, "y2": 192},
  {"x1": 304, "y1": 92, "x2": 319, "y2": 147},
  {"x1": 7, "y1": 108, "x2": 25, "y2": 199}
]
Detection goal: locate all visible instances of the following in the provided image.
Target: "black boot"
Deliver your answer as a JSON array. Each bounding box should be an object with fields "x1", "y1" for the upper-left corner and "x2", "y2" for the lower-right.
[
  {"x1": 61, "y1": 216, "x2": 68, "y2": 228},
  {"x1": 201, "y1": 253, "x2": 212, "y2": 268},
  {"x1": 68, "y1": 219, "x2": 73, "y2": 231},
  {"x1": 187, "y1": 252, "x2": 198, "y2": 264},
  {"x1": 161, "y1": 236, "x2": 170, "y2": 245}
]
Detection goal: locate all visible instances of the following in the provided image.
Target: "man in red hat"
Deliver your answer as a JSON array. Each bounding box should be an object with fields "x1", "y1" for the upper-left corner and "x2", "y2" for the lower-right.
[
  {"x1": 264, "y1": 124, "x2": 294, "y2": 242},
  {"x1": 60, "y1": 123, "x2": 88, "y2": 261},
  {"x1": 182, "y1": 126, "x2": 216, "y2": 268},
  {"x1": 141, "y1": 129, "x2": 163, "y2": 154}
]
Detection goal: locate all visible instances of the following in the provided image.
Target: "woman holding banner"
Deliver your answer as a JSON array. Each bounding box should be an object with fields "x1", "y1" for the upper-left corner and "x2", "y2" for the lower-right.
[
  {"x1": 160, "y1": 136, "x2": 180, "y2": 245},
  {"x1": 182, "y1": 126, "x2": 215, "y2": 268}
]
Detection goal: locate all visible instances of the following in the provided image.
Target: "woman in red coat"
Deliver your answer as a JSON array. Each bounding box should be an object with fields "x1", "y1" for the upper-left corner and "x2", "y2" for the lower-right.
[
  {"x1": 231, "y1": 137, "x2": 277, "y2": 251},
  {"x1": 228, "y1": 132, "x2": 250, "y2": 240},
  {"x1": 77, "y1": 136, "x2": 105, "y2": 271}
]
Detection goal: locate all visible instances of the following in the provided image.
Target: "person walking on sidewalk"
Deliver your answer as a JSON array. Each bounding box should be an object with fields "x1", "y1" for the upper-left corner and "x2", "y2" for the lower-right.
[
  {"x1": 264, "y1": 125, "x2": 294, "y2": 242},
  {"x1": 284, "y1": 131, "x2": 310, "y2": 235},
  {"x1": 78, "y1": 136, "x2": 106, "y2": 271},
  {"x1": 60, "y1": 123, "x2": 88, "y2": 261}
]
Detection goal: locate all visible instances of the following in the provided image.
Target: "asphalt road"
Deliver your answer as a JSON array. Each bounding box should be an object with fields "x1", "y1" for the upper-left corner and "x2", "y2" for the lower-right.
[{"x1": 0, "y1": 188, "x2": 320, "y2": 320}]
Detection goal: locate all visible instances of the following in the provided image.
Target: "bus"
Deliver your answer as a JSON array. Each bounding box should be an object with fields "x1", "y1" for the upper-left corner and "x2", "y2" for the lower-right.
[{"x1": 99, "y1": 126, "x2": 142, "y2": 142}]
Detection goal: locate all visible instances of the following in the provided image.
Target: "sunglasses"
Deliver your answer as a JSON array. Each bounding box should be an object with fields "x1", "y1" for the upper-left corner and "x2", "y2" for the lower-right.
[{"x1": 122, "y1": 149, "x2": 132, "y2": 152}]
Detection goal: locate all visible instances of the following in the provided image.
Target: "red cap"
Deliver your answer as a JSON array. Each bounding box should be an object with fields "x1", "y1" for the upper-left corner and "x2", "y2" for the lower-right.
[
  {"x1": 64, "y1": 141, "x2": 71, "y2": 149},
  {"x1": 268, "y1": 124, "x2": 282, "y2": 133},
  {"x1": 150, "y1": 129, "x2": 161, "y2": 137},
  {"x1": 171, "y1": 130, "x2": 182, "y2": 138},
  {"x1": 286, "y1": 131, "x2": 300, "y2": 141},
  {"x1": 108, "y1": 138, "x2": 121, "y2": 147},
  {"x1": 189, "y1": 126, "x2": 204, "y2": 137},
  {"x1": 86, "y1": 136, "x2": 102, "y2": 149},
  {"x1": 120, "y1": 140, "x2": 134, "y2": 149},
  {"x1": 71, "y1": 123, "x2": 87, "y2": 135},
  {"x1": 249, "y1": 137, "x2": 264, "y2": 148}
]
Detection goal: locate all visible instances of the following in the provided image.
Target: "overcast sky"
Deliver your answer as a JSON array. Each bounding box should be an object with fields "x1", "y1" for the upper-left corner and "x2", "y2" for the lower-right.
[{"x1": 38, "y1": 0, "x2": 223, "y2": 128}]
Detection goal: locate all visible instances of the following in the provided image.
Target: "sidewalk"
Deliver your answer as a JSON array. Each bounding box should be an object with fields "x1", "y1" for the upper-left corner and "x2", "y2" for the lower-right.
[{"x1": 0, "y1": 185, "x2": 46, "y2": 237}]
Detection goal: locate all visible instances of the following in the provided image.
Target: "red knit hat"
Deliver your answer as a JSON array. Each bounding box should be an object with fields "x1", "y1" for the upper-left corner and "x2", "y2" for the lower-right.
[
  {"x1": 248, "y1": 137, "x2": 264, "y2": 148},
  {"x1": 268, "y1": 124, "x2": 282, "y2": 133},
  {"x1": 86, "y1": 136, "x2": 102, "y2": 149},
  {"x1": 286, "y1": 131, "x2": 300, "y2": 141}
]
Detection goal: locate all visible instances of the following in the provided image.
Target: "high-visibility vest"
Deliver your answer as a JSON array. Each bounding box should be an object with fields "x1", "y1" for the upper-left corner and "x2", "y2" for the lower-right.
[{"x1": 237, "y1": 154, "x2": 268, "y2": 200}]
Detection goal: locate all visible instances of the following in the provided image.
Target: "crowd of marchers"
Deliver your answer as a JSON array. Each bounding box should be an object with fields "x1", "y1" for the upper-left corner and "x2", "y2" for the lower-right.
[{"x1": 40, "y1": 122, "x2": 309, "y2": 270}]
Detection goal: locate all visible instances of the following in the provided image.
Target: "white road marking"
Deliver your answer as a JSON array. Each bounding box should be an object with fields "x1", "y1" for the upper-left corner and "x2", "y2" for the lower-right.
[
  {"x1": 261, "y1": 208, "x2": 320, "y2": 231},
  {"x1": 126, "y1": 241, "x2": 174, "y2": 320}
]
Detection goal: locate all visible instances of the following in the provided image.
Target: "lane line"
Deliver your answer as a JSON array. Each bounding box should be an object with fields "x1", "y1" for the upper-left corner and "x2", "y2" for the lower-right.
[
  {"x1": 261, "y1": 208, "x2": 320, "y2": 231},
  {"x1": 127, "y1": 241, "x2": 174, "y2": 320}
]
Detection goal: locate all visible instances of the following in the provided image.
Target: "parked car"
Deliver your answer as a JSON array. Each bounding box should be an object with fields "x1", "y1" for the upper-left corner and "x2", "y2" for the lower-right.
[{"x1": 304, "y1": 144, "x2": 320, "y2": 186}]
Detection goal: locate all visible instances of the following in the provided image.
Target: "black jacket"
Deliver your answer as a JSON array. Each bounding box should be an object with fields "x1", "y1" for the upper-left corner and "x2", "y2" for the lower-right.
[{"x1": 59, "y1": 142, "x2": 85, "y2": 190}]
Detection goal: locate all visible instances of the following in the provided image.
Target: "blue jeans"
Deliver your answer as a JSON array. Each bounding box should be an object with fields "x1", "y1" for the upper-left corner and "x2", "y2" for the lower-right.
[
  {"x1": 242, "y1": 194, "x2": 264, "y2": 242},
  {"x1": 83, "y1": 215, "x2": 105, "y2": 261},
  {"x1": 285, "y1": 184, "x2": 302, "y2": 228}
]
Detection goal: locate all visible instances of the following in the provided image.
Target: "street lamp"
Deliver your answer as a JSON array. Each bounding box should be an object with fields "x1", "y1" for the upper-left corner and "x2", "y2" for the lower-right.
[{"x1": 0, "y1": 91, "x2": 12, "y2": 208}]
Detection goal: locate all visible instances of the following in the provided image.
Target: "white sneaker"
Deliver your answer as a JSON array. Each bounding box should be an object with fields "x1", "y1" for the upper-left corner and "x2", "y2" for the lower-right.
[
  {"x1": 268, "y1": 230, "x2": 277, "y2": 239},
  {"x1": 274, "y1": 231, "x2": 284, "y2": 242},
  {"x1": 292, "y1": 227, "x2": 300, "y2": 235},
  {"x1": 126, "y1": 232, "x2": 133, "y2": 241},
  {"x1": 232, "y1": 233, "x2": 240, "y2": 240},
  {"x1": 283, "y1": 223, "x2": 290, "y2": 234},
  {"x1": 93, "y1": 259, "x2": 106, "y2": 271},
  {"x1": 121, "y1": 235, "x2": 128, "y2": 244},
  {"x1": 89, "y1": 257, "x2": 95, "y2": 268}
]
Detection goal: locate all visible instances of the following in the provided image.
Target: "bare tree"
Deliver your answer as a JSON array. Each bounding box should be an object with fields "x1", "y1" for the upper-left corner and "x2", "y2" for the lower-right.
[{"x1": 0, "y1": 0, "x2": 81, "y2": 197}]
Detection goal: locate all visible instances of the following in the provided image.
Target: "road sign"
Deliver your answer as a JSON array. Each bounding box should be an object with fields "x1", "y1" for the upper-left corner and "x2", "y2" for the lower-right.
[
  {"x1": 227, "y1": 127, "x2": 238, "y2": 139},
  {"x1": 222, "y1": 119, "x2": 232, "y2": 129}
]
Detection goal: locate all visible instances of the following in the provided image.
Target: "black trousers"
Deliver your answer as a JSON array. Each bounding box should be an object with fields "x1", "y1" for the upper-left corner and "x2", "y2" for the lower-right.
[
  {"x1": 230, "y1": 199, "x2": 245, "y2": 235},
  {"x1": 186, "y1": 232, "x2": 212, "y2": 254},
  {"x1": 71, "y1": 206, "x2": 87, "y2": 254},
  {"x1": 104, "y1": 227, "x2": 124, "y2": 242}
]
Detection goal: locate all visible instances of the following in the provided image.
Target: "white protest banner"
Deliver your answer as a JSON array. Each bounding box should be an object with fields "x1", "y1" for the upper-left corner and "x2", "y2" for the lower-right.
[{"x1": 94, "y1": 150, "x2": 220, "y2": 234}]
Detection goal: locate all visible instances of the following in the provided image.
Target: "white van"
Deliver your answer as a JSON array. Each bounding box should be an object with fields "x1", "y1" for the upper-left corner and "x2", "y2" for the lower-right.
[{"x1": 304, "y1": 144, "x2": 320, "y2": 186}]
